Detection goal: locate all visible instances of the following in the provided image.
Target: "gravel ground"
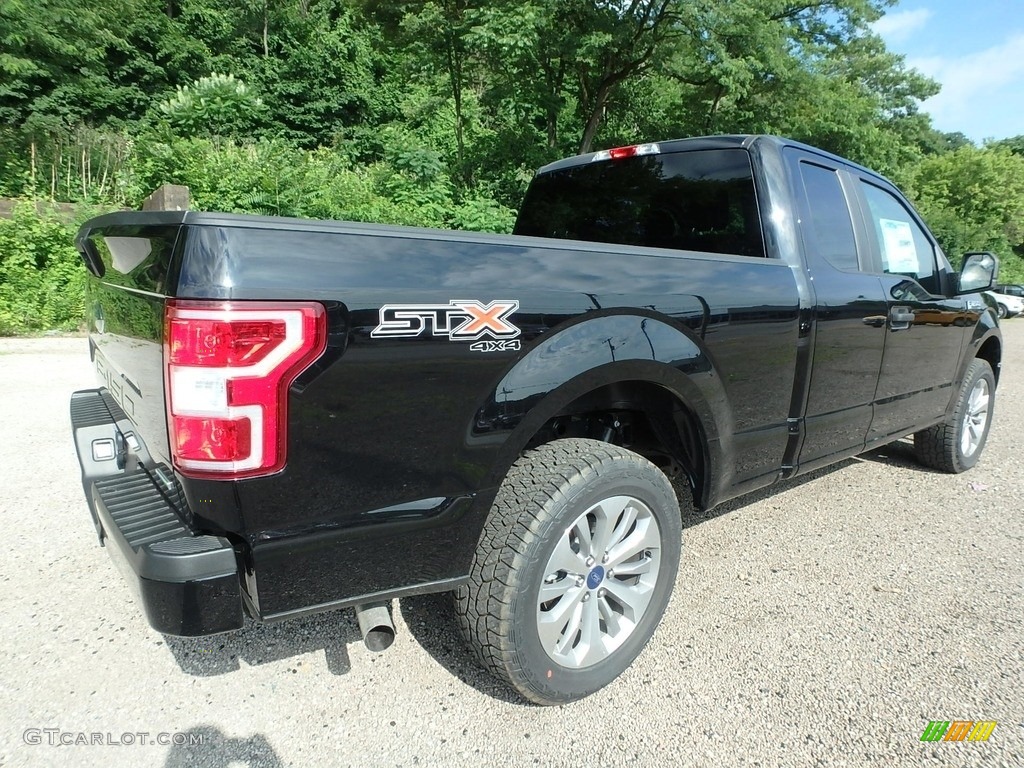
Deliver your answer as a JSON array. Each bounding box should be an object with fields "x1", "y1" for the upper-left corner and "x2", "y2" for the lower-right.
[{"x1": 1, "y1": 328, "x2": 1022, "y2": 768}]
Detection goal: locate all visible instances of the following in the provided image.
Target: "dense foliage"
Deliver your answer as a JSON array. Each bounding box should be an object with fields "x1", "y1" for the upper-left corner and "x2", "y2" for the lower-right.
[
  {"x1": 908, "y1": 146, "x2": 1024, "y2": 282},
  {"x1": 1, "y1": 0, "x2": 1022, "y2": 333},
  {"x1": 0, "y1": 203, "x2": 88, "y2": 334}
]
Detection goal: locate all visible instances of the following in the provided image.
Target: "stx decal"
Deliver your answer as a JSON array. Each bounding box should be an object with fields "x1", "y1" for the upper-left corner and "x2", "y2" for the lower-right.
[{"x1": 372, "y1": 300, "x2": 521, "y2": 342}]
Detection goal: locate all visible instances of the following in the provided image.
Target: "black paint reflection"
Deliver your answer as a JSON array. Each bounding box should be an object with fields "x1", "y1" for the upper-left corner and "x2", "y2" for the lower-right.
[{"x1": 473, "y1": 314, "x2": 709, "y2": 436}]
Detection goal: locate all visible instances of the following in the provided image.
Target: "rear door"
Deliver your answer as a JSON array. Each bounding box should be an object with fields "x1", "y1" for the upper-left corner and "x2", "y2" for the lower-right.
[
  {"x1": 786, "y1": 149, "x2": 889, "y2": 466},
  {"x1": 849, "y1": 177, "x2": 969, "y2": 443}
]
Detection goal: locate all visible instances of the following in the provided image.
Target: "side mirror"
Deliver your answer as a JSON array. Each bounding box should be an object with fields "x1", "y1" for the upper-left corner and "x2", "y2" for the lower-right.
[{"x1": 957, "y1": 251, "x2": 998, "y2": 294}]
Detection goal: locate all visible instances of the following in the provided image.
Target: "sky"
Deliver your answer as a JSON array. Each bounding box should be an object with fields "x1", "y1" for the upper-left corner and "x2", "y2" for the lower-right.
[{"x1": 870, "y1": 0, "x2": 1024, "y2": 142}]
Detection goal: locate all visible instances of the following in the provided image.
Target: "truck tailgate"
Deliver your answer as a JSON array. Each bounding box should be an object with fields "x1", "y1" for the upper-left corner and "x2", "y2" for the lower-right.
[{"x1": 76, "y1": 215, "x2": 185, "y2": 467}]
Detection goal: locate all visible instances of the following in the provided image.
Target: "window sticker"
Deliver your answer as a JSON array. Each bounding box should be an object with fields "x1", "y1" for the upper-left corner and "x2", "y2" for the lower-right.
[{"x1": 879, "y1": 218, "x2": 918, "y2": 272}]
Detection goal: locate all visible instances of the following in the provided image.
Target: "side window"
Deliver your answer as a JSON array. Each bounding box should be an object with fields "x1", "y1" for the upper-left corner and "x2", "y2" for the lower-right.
[
  {"x1": 860, "y1": 181, "x2": 939, "y2": 294},
  {"x1": 798, "y1": 162, "x2": 858, "y2": 270}
]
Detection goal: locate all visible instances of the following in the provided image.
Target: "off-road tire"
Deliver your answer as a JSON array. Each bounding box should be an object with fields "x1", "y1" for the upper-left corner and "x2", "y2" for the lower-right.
[
  {"x1": 914, "y1": 358, "x2": 995, "y2": 473},
  {"x1": 455, "y1": 438, "x2": 681, "y2": 705}
]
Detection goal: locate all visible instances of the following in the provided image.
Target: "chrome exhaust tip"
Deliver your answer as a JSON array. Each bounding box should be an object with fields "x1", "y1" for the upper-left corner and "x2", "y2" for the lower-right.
[{"x1": 354, "y1": 602, "x2": 395, "y2": 652}]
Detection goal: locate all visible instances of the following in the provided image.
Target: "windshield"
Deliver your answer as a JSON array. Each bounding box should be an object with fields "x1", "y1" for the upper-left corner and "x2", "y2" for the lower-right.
[{"x1": 514, "y1": 148, "x2": 765, "y2": 258}]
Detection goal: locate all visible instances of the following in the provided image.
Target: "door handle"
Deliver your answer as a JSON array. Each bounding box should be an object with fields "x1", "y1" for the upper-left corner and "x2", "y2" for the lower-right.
[{"x1": 889, "y1": 305, "x2": 914, "y2": 330}]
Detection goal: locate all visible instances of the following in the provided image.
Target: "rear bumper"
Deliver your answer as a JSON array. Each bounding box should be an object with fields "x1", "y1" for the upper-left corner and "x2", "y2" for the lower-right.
[{"x1": 70, "y1": 389, "x2": 244, "y2": 636}]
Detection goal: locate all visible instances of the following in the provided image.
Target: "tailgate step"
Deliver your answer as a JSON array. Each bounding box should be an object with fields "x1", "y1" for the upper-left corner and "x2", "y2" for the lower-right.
[{"x1": 71, "y1": 388, "x2": 244, "y2": 636}]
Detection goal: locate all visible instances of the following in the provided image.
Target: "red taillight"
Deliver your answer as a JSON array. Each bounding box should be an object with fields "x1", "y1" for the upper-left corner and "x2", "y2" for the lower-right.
[
  {"x1": 167, "y1": 318, "x2": 288, "y2": 367},
  {"x1": 173, "y1": 415, "x2": 253, "y2": 461},
  {"x1": 164, "y1": 300, "x2": 326, "y2": 479}
]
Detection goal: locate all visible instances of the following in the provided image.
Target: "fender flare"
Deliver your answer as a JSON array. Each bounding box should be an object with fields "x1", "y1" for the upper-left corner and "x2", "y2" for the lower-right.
[{"x1": 468, "y1": 311, "x2": 733, "y2": 504}]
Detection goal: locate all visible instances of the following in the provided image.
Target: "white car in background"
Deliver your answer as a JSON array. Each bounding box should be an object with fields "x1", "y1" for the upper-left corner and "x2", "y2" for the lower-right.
[{"x1": 985, "y1": 290, "x2": 1024, "y2": 319}]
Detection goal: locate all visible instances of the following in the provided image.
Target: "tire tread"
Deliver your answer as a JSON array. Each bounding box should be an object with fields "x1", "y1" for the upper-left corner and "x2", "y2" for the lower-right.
[
  {"x1": 914, "y1": 358, "x2": 993, "y2": 473},
  {"x1": 454, "y1": 438, "x2": 678, "y2": 703}
]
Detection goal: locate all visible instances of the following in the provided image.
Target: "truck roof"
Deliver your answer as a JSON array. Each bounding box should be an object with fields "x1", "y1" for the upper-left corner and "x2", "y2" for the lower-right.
[{"x1": 535, "y1": 134, "x2": 886, "y2": 185}]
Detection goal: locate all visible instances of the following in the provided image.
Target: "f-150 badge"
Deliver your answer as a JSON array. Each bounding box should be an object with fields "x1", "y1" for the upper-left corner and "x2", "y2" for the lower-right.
[{"x1": 372, "y1": 300, "x2": 521, "y2": 351}]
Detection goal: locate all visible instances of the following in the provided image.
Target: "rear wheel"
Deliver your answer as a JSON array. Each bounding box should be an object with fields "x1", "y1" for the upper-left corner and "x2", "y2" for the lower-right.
[
  {"x1": 914, "y1": 358, "x2": 995, "y2": 473},
  {"x1": 997, "y1": 303, "x2": 1008, "y2": 319},
  {"x1": 455, "y1": 438, "x2": 682, "y2": 705}
]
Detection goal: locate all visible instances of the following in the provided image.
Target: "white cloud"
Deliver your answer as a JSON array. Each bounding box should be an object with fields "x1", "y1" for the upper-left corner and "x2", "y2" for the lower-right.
[
  {"x1": 872, "y1": 8, "x2": 933, "y2": 43},
  {"x1": 911, "y1": 33, "x2": 1024, "y2": 140}
]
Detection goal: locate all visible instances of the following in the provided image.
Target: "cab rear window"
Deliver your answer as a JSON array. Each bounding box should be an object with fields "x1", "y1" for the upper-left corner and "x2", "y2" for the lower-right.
[{"x1": 514, "y1": 148, "x2": 765, "y2": 258}]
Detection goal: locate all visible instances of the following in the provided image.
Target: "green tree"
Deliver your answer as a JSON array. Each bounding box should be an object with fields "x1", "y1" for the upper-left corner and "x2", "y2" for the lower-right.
[
  {"x1": 908, "y1": 128, "x2": 976, "y2": 158},
  {"x1": 3, "y1": 1, "x2": 104, "y2": 132},
  {"x1": 245, "y1": 2, "x2": 387, "y2": 147},
  {"x1": 0, "y1": 0, "x2": 209, "y2": 132},
  {"x1": 130, "y1": 1, "x2": 390, "y2": 147},
  {"x1": 467, "y1": 0, "x2": 682, "y2": 154},
  {"x1": 910, "y1": 145, "x2": 1024, "y2": 277},
  {"x1": 644, "y1": 1, "x2": 938, "y2": 176},
  {"x1": 989, "y1": 135, "x2": 1024, "y2": 157}
]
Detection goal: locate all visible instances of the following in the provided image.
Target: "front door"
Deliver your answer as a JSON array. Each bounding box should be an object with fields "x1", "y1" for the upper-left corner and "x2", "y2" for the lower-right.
[{"x1": 853, "y1": 178, "x2": 969, "y2": 443}]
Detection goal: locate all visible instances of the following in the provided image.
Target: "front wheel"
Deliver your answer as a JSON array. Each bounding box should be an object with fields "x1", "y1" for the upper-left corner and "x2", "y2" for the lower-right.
[
  {"x1": 914, "y1": 358, "x2": 995, "y2": 473},
  {"x1": 455, "y1": 438, "x2": 682, "y2": 705},
  {"x1": 997, "y1": 303, "x2": 1008, "y2": 319}
]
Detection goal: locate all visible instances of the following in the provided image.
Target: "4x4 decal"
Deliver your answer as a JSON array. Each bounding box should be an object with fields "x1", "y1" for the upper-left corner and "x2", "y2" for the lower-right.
[{"x1": 372, "y1": 300, "x2": 521, "y2": 349}]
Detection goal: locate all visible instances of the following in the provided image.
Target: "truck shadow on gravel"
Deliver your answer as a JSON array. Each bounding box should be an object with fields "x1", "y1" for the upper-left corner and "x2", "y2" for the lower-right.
[
  {"x1": 396, "y1": 454, "x2": 892, "y2": 705},
  {"x1": 161, "y1": 590, "x2": 532, "y2": 704},
  {"x1": 675, "y1": 459, "x2": 853, "y2": 529},
  {"x1": 855, "y1": 437, "x2": 946, "y2": 473},
  {"x1": 398, "y1": 593, "x2": 533, "y2": 706},
  {"x1": 163, "y1": 611, "x2": 364, "y2": 677},
  {"x1": 678, "y1": 440, "x2": 941, "y2": 528},
  {"x1": 164, "y1": 443, "x2": 929, "y2": 694}
]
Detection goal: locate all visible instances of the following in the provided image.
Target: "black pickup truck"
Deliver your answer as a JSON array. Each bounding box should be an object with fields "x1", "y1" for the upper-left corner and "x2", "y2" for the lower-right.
[{"x1": 70, "y1": 135, "x2": 1002, "y2": 705}]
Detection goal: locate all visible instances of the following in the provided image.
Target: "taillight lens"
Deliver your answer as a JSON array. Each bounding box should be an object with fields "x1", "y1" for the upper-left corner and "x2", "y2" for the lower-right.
[
  {"x1": 591, "y1": 143, "x2": 661, "y2": 162},
  {"x1": 164, "y1": 300, "x2": 326, "y2": 479}
]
